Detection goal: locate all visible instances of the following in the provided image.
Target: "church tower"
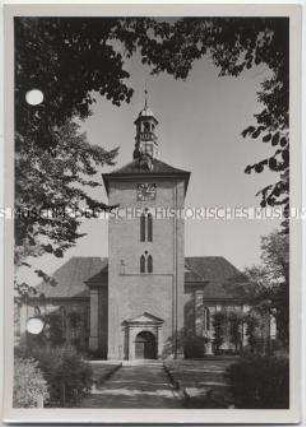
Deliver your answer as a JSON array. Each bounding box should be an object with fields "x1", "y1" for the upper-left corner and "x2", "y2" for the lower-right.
[{"x1": 102, "y1": 98, "x2": 190, "y2": 360}]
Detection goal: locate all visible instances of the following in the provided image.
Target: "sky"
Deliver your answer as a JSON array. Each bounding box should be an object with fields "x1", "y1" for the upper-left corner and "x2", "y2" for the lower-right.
[{"x1": 17, "y1": 49, "x2": 281, "y2": 284}]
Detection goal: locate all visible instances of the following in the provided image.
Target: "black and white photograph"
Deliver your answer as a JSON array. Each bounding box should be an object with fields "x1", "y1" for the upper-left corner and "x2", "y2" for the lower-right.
[{"x1": 2, "y1": 3, "x2": 302, "y2": 424}]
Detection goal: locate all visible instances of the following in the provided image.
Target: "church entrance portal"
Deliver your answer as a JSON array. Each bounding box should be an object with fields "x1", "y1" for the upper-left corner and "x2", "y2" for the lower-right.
[
  {"x1": 135, "y1": 331, "x2": 157, "y2": 359},
  {"x1": 123, "y1": 312, "x2": 163, "y2": 360}
]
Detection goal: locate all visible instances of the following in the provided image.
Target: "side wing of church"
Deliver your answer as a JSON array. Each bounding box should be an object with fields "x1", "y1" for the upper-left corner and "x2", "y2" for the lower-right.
[{"x1": 15, "y1": 102, "x2": 275, "y2": 359}]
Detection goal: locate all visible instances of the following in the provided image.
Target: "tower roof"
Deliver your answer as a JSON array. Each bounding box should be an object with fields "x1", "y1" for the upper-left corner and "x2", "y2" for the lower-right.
[
  {"x1": 134, "y1": 89, "x2": 158, "y2": 124},
  {"x1": 102, "y1": 157, "x2": 190, "y2": 194},
  {"x1": 134, "y1": 106, "x2": 158, "y2": 124}
]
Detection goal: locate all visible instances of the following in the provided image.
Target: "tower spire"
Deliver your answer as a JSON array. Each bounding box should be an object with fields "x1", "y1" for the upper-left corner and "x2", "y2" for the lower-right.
[{"x1": 144, "y1": 82, "x2": 148, "y2": 109}]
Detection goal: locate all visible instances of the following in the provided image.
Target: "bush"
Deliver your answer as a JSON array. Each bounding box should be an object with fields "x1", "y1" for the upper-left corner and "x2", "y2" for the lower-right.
[
  {"x1": 161, "y1": 328, "x2": 207, "y2": 359},
  {"x1": 44, "y1": 312, "x2": 66, "y2": 346},
  {"x1": 269, "y1": 338, "x2": 288, "y2": 356},
  {"x1": 226, "y1": 354, "x2": 289, "y2": 408},
  {"x1": 15, "y1": 333, "x2": 48, "y2": 358},
  {"x1": 14, "y1": 357, "x2": 49, "y2": 408},
  {"x1": 15, "y1": 342, "x2": 93, "y2": 407},
  {"x1": 34, "y1": 345, "x2": 93, "y2": 407},
  {"x1": 183, "y1": 333, "x2": 207, "y2": 359}
]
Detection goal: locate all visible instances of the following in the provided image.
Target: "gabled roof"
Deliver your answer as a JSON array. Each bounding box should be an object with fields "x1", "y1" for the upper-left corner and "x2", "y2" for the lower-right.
[
  {"x1": 197, "y1": 281, "x2": 245, "y2": 300},
  {"x1": 34, "y1": 256, "x2": 244, "y2": 301},
  {"x1": 108, "y1": 158, "x2": 190, "y2": 176},
  {"x1": 102, "y1": 158, "x2": 190, "y2": 194},
  {"x1": 85, "y1": 264, "x2": 108, "y2": 288},
  {"x1": 185, "y1": 257, "x2": 244, "y2": 300},
  {"x1": 35, "y1": 257, "x2": 107, "y2": 298},
  {"x1": 185, "y1": 256, "x2": 240, "y2": 283},
  {"x1": 184, "y1": 262, "x2": 206, "y2": 283}
]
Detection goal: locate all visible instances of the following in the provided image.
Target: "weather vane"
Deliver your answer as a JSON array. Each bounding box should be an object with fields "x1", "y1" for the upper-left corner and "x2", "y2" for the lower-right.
[{"x1": 144, "y1": 81, "x2": 149, "y2": 109}]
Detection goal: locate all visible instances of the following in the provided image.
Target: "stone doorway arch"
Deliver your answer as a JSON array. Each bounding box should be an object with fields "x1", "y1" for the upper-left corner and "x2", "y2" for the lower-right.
[
  {"x1": 122, "y1": 312, "x2": 164, "y2": 360},
  {"x1": 135, "y1": 331, "x2": 157, "y2": 359}
]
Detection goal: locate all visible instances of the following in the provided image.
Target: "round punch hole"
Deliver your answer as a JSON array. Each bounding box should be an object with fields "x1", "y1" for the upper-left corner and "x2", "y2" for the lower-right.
[
  {"x1": 26, "y1": 317, "x2": 44, "y2": 334},
  {"x1": 25, "y1": 89, "x2": 44, "y2": 106}
]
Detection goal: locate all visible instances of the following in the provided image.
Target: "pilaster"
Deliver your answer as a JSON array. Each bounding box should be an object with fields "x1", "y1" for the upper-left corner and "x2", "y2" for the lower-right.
[{"x1": 89, "y1": 288, "x2": 99, "y2": 351}]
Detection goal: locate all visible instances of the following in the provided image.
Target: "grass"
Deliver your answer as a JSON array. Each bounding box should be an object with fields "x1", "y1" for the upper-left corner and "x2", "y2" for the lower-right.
[{"x1": 164, "y1": 358, "x2": 238, "y2": 408}]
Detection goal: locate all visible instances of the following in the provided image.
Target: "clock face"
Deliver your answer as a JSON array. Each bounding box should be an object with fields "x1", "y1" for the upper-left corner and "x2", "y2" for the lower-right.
[{"x1": 137, "y1": 183, "x2": 157, "y2": 201}]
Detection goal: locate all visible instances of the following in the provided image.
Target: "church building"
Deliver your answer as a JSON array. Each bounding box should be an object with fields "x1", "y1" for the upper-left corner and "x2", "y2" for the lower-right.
[{"x1": 16, "y1": 100, "x2": 271, "y2": 360}]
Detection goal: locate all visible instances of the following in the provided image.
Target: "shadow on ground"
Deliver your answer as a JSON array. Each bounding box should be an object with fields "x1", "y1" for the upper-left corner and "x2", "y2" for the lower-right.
[{"x1": 80, "y1": 362, "x2": 181, "y2": 408}]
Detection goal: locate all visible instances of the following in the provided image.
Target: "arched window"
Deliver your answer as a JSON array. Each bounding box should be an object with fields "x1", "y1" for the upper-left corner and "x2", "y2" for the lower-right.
[
  {"x1": 204, "y1": 307, "x2": 210, "y2": 331},
  {"x1": 147, "y1": 213, "x2": 153, "y2": 242},
  {"x1": 140, "y1": 255, "x2": 146, "y2": 273},
  {"x1": 147, "y1": 255, "x2": 153, "y2": 273},
  {"x1": 140, "y1": 213, "x2": 146, "y2": 242}
]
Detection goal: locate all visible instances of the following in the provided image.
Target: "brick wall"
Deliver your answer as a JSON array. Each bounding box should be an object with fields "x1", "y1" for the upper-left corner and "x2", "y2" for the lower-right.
[{"x1": 108, "y1": 177, "x2": 186, "y2": 359}]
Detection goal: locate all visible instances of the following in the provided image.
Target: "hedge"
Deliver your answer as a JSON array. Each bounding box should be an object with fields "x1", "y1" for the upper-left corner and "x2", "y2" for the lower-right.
[{"x1": 226, "y1": 354, "x2": 289, "y2": 408}]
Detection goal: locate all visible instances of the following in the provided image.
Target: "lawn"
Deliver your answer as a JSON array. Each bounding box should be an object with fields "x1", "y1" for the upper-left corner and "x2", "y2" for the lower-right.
[
  {"x1": 164, "y1": 357, "x2": 239, "y2": 408},
  {"x1": 88, "y1": 361, "x2": 122, "y2": 390}
]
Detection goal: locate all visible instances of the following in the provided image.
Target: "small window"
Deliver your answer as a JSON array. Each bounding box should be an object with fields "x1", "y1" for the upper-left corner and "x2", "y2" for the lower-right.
[{"x1": 140, "y1": 253, "x2": 153, "y2": 273}]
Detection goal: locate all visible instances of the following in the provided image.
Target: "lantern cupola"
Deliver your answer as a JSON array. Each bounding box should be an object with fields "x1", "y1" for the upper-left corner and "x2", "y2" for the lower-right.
[{"x1": 133, "y1": 90, "x2": 159, "y2": 159}]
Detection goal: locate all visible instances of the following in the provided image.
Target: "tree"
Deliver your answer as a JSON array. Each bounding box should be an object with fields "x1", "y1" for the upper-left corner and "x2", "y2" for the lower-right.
[
  {"x1": 15, "y1": 17, "x2": 172, "y2": 143},
  {"x1": 15, "y1": 121, "x2": 118, "y2": 291},
  {"x1": 244, "y1": 230, "x2": 289, "y2": 347},
  {"x1": 140, "y1": 17, "x2": 289, "y2": 228}
]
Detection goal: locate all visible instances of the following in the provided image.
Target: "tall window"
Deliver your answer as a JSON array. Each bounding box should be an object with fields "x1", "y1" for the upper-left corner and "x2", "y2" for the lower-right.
[
  {"x1": 140, "y1": 210, "x2": 153, "y2": 242},
  {"x1": 147, "y1": 255, "x2": 153, "y2": 273},
  {"x1": 140, "y1": 213, "x2": 146, "y2": 242},
  {"x1": 140, "y1": 253, "x2": 153, "y2": 274},
  {"x1": 140, "y1": 255, "x2": 146, "y2": 273},
  {"x1": 147, "y1": 213, "x2": 153, "y2": 242}
]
